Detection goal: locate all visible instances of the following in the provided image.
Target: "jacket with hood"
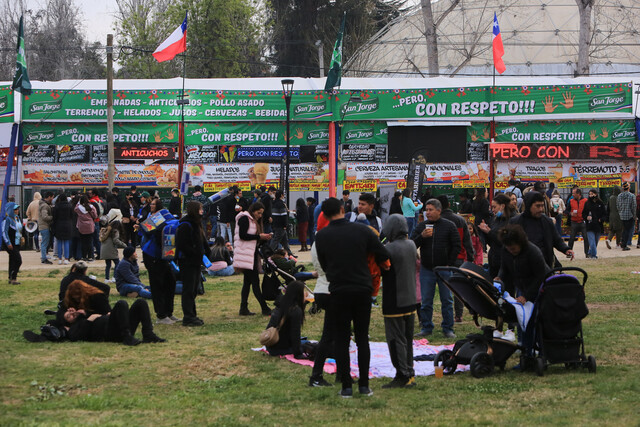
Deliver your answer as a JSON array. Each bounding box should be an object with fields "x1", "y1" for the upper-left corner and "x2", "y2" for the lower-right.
[
  {"x1": 550, "y1": 193, "x2": 566, "y2": 216},
  {"x1": 583, "y1": 197, "x2": 607, "y2": 233},
  {"x1": 412, "y1": 217, "x2": 461, "y2": 270},
  {"x1": 38, "y1": 199, "x2": 53, "y2": 230},
  {"x1": 510, "y1": 192, "x2": 570, "y2": 268},
  {"x1": 114, "y1": 257, "x2": 143, "y2": 289},
  {"x1": 176, "y1": 215, "x2": 210, "y2": 267},
  {"x1": 52, "y1": 197, "x2": 74, "y2": 240},
  {"x1": 2, "y1": 202, "x2": 22, "y2": 247},
  {"x1": 440, "y1": 208, "x2": 474, "y2": 264},
  {"x1": 74, "y1": 203, "x2": 97, "y2": 235},
  {"x1": 26, "y1": 192, "x2": 41, "y2": 222},
  {"x1": 498, "y1": 241, "x2": 550, "y2": 302},
  {"x1": 608, "y1": 186, "x2": 622, "y2": 231},
  {"x1": 381, "y1": 214, "x2": 418, "y2": 316}
]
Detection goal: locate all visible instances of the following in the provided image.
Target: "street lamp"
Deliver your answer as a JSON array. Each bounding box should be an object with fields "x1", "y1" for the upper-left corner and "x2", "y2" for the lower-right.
[{"x1": 281, "y1": 79, "x2": 294, "y2": 208}]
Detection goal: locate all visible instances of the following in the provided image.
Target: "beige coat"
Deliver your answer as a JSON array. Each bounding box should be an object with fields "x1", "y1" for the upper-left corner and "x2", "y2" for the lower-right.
[{"x1": 26, "y1": 192, "x2": 41, "y2": 221}]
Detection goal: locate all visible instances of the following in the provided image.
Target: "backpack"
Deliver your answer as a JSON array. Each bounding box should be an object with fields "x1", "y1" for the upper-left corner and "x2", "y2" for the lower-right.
[
  {"x1": 161, "y1": 219, "x2": 181, "y2": 260},
  {"x1": 99, "y1": 225, "x2": 112, "y2": 242}
]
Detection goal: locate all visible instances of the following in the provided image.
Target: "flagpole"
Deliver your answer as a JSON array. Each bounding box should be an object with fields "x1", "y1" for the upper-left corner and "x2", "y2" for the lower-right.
[
  {"x1": 178, "y1": 51, "x2": 187, "y2": 202},
  {"x1": 489, "y1": 52, "x2": 496, "y2": 203}
]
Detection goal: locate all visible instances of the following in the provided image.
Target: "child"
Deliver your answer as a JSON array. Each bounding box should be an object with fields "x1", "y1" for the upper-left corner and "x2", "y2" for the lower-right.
[
  {"x1": 99, "y1": 209, "x2": 127, "y2": 283},
  {"x1": 270, "y1": 248, "x2": 316, "y2": 281},
  {"x1": 380, "y1": 214, "x2": 418, "y2": 388},
  {"x1": 468, "y1": 222, "x2": 484, "y2": 266}
]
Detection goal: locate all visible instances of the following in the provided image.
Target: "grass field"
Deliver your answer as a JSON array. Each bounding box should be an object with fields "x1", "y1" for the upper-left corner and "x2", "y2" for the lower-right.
[{"x1": 1, "y1": 256, "x2": 639, "y2": 426}]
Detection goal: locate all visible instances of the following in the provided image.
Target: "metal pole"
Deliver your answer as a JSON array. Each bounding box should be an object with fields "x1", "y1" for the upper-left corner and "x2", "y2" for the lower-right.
[
  {"x1": 106, "y1": 34, "x2": 115, "y2": 190},
  {"x1": 316, "y1": 40, "x2": 324, "y2": 77},
  {"x1": 285, "y1": 96, "x2": 291, "y2": 208}
]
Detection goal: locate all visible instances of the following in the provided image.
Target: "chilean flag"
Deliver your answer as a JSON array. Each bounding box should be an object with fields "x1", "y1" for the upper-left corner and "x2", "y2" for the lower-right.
[
  {"x1": 492, "y1": 12, "x2": 506, "y2": 74},
  {"x1": 153, "y1": 13, "x2": 187, "y2": 62}
]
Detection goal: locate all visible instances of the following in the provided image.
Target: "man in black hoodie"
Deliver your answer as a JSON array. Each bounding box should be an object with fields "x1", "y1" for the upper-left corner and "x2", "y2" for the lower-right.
[
  {"x1": 315, "y1": 197, "x2": 389, "y2": 398},
  {"x1": 510, "y1": 192, "x2": 574, "y2": 268},
  {"x1": 412, "y1": 198, "x2": 461, "y2": 339}
]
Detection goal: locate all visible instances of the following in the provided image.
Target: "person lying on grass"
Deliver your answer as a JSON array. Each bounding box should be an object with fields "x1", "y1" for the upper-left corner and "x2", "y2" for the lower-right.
[{"x1": 58, "y1": 280, "x2": 164, "y2": 345}]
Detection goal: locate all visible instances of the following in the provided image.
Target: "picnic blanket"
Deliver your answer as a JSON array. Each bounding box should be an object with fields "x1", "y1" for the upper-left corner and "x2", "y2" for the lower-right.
[{"x1": 253, "y1": 339, "x2": 469, "y2": 378}]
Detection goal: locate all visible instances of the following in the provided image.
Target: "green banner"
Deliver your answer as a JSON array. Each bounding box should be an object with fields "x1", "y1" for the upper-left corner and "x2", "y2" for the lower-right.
[
  {"x1": 0, "y1": 85, "x2": 14, "y2": 122},
  {"x1": 21, "y1": 82, "x2": 633, "y2": 122},
  {"x1": 468, "y1": 119, "x2": 637, "y2": 143},
  {"x1": 333, "y1": 83, "x2": 632, "y2": 121},
  {"x1": 184, "y1": 121, "x2": 329, "y2": 145},
  {"x1": 340, "y1": 121, "x2": 387, "y2": 144},
  {"x1": 21, "y1": 122, "x2": 178, "y2": 145}
]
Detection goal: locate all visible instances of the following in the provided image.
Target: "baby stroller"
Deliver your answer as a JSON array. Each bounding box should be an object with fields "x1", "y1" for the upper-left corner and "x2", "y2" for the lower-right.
[
  {"x1": 433, "y1": 262, "x2": 520, "y2": 378},
  {"x1": 529, "y1": 267, "x2": 596, "y2": 376},
  {"x1": 258, "y1": 245, "x2": 314, "y2": 302}
]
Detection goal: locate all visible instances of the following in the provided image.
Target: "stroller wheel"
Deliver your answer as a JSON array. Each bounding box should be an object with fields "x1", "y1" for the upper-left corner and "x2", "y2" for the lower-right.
[
  {"x1": 434, "y1": 350, "x2": 457, "y2": 375},
  {"x1": 535, "y1": 357, "x2": 545, "y2": 377},
  {"x1": 470, "y1": 352, "x2": 494, "y2": 378},
  {"x1": 587, "y1": 355, "x2": 597, "y2": 373}
]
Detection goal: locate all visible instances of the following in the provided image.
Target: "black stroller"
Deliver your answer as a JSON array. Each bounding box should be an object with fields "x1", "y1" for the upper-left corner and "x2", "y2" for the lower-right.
[
  {"x1": 258, "y1": 245, "x2": 313, "y2": 302},
  {"x1": 529, "y1": 267, "x2": 596, "y2": 376},
  {"x1": 433, "y1": 262, "x2": 520, "y2": 378}
]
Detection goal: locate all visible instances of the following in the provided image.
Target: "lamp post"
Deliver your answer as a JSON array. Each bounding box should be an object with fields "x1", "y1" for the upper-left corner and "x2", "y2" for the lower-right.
[{"x1": 281, "y1": 79, "x2": 294, "y2": 208}]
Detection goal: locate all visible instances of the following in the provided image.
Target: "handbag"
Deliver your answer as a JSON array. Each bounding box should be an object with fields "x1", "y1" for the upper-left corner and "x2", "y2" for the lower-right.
[
  {"x1": 259, "y1": 314, "x2": 286, "y2": 347},
  {"x1": 20, "y1": 236, "x2": 26, "y2": 248}
]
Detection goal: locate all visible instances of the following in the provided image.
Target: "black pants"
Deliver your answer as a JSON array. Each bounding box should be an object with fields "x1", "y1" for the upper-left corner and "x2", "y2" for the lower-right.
[
  {"x1": 241, "y1": 269, "x2": 268, "y2": 310},
  {"x1": 311, "y1": 293, "x2": 336, "y2": 378},
  {"x1": 6, "y1": 246, "x2": 22, "y2": 280},
  {"x1": 80, "y1": 233, "x2": 93, "y2": 259},
  {"x1": 105, "y1": 299, "x2": 153, "y2": 342},
  {"x1": 331, "y1": 291, "x2": 372, "y2": 388},
  {"x1": 621, "y1": 218, "x2": 635, "y2": 249},
  {"x1": 104, "y1": 258, "x2": 119, "y2": 280},
  {"x1": 123, "y1": 222, "x2": 137, "y2": 247},
  {"x1": 384, "y1": 314, "x2": 415, "y2": 380},
  {"x1": 568, "y1": 221, "x2": 589, "y2": 256},
  {"x1": 179, "y1": 262, "x2": 201, "y2": 322},
  {"x1": 144, "y1": 253, "x2": 176, "y2": 319}
]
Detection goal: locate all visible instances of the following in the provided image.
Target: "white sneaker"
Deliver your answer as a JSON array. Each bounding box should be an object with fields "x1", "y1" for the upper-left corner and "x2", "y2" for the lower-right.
[
  {"x1": 156, "y1": 317, "x2": 175, "y2": 325},
  {"x1": 63, "y1": 259, "x2": 69, "y2": 265},
  {"x1": 503, "y1": 330, "x2": 516, "y2": 342},
  {"x1": 58, "y1": 259, "x2": 63, "y2": 265},
  {"x1": 169, "y1": 315, "x2": 182, "y2": 322}
]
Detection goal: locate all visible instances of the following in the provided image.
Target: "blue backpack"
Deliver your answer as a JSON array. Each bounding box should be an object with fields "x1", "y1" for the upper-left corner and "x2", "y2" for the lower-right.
[{"x1": 161, "y1": 219, "x2": 181, "y2": 260}]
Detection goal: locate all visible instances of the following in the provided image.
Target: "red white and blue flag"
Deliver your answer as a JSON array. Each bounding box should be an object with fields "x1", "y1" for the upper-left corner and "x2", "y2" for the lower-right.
[
  {"x1": 153, "y1": 13, "x2": 188, "y2": 62},
  {"x1": 492, "y1": 12, "x2": 506, "y2": 74}
]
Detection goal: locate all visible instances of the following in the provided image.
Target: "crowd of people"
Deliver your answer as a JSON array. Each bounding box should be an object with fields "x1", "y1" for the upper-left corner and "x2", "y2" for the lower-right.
[{"x1": 5, "y1": 179, "x2": 640, "y2": 397}]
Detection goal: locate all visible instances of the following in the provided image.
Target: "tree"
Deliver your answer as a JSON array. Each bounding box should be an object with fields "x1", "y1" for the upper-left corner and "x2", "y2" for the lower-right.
[
  {"x1": 575, "y1": 0, "x2": 594, "y2": 76},
  {"x1": 268, "y1": 0, "x2": 405, "y2": 77},
  {"x1": 420, "y1": 0, "x2": 459, "y2": 77},
  {"x1": 116, "y1": 0, "x2": 264, "y2": 78}
]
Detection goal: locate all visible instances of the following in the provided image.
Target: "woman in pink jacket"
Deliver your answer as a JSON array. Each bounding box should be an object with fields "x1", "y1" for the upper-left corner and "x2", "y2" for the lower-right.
[
  {"x1": 74, "y1": 195, "x2": 97, "y2": 261},
  {"x1": 233, "y1": 202, "x2": 272, "y2": 316}
]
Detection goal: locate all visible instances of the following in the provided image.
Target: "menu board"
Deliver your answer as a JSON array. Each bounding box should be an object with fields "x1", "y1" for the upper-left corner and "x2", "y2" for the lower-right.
[
  {"x1": 91, "y1": 145, "x2": 109, "y2": 163},
  {"x1": 341, "y1": 144, "x2": 387, "y2": 162},
  {"x1": 22, "y1": 145, "x2": 57, "y2": 163},
  {"x1": 57, "y1": 144, "x2": 91, "y2": 163},
  {"x1": 467, "y1": 141, "x2": 488, "y2": 161}
]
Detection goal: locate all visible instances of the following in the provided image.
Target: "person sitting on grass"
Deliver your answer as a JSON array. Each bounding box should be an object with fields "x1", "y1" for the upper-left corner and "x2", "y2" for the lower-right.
[
  {"x1": 58, "y1": 260, "x2": 110, "y2": 306},
  {"x1": 206, "y1": 236, "x2": 235, "y2": 277},
  {"x1": 264, "y1": 281, "x2": 308, "y2": 358},
  {"x1": 114, "y1": 247, "x2": 152, "y2": 299},
  {"x1": 51, "y1": 280, "x2": 164, "y2": 345}
]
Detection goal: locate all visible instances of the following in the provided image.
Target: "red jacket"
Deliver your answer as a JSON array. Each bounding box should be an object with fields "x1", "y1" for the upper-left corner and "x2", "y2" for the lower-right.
[{"x1": 569, "y1": 198, "x2": 587, "y2": 223}]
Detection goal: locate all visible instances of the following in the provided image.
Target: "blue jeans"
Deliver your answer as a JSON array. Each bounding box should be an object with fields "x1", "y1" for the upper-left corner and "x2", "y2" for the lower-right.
[
  {"x1": 405, "y1": 216, "x2": 416, "y2": 238},
  {"x1": 92, "y1": 222, "x2": 101, "y2": 257},
  {"x1": 419, "y1": 267, "x2": 454, "y2": 335},
  {"x1": 118, "y1": 283, "x2": 152, "y2": 299},
  {"x1": 554, "y1": 214, "x2": 563, "y2": 236},
  {"x1": 40, "y1": 228, "x2": 51, "y2": 261},
  {"x1": 56, "y1": 239, "x2": 70, "y2": 259},
  {"x1": 209, "y1": 215, "x2": 218, "y2": 238},
  {"x1": 206, "y1": 265, "x2": 235, "y2": 276},
  {"x1": 587, "y1": 231, "x2": 600, "y2": 258},
  {"x1": 219, "y1": 222, "x2": 233, "y2": 244}
]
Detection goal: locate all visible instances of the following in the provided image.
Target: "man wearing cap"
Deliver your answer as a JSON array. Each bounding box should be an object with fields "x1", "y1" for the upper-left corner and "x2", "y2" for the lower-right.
[
  {"x1": 114, "y1": 247, "x2": 152, "y2": 298},
  {"x1": 137, "y1": 191, "x2": 152, "y2": 224},
  {"x1": 617, "y1": 182, "x2": 636, "y2": 251}
]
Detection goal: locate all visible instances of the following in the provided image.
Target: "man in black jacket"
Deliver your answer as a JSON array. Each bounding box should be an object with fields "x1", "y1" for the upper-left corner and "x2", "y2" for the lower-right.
[
  {"x1": 412, "y1": 198, "x2": 461, "y2": 339},
  {"x1": 260, "y1": 186, "x2": 276, "y2": 233},
  {"x1": 315, "y1": 198, "x2": 390, "y2": 398},
  {"x1": 270, "y1": 190, "x2": 293, "y2": 256},
  {"x1": 510, "y1": 192, "x2": 574, "y2": 268}
]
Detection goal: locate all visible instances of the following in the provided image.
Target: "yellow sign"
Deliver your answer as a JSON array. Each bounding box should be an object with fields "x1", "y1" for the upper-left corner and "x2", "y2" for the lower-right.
[
  {"x1": 344, "y1": 180, "x2": 378, "y2": 192},
  {"x1": 204, "y1": 182, "x2": 251, "y2": 192},
  {"x1": 599, "y1": 178, "x2": 622, "y2": 188},
  {"x1": 558, "y1": 177, "x2": 574, "y2": 184},
  {"x1": 289, "y1": 181, "x2": 329, "y2": 191},
  {"x1": 579, "y1": 179, "x2": 599, "y2": 188},
  {"x1": 494, "y1": 181, "x2": 509, "y2": 190},
  {"x1": 396, "y1": 181, "x2": 406, "y2": 190}
]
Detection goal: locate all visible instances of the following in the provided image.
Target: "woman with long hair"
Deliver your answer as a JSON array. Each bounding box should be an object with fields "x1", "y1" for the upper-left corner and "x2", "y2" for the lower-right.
[
  {"x1": 59, "y1": 279, "x2": 164, "y2": 345},
  {"x1": 478, "y1": 193, "x2": 516, "y2": 277},
  {"x1": 583, "y1": 189, "x2": 607, "y2": 259},
  {"x1": 264, "y1": 281, "x2": 307, "y2": 357},
  {"x1": 100, "y1": 209, "x2": 127, "y2": 283},
  {"x1": 175, "y1": 200, "x2": 210, "y2": 326},
  {"x1": 207, "y1": 236, "x2": 235, "y2": 277},
  {"x1": 74, "y1": 195, "x2": 97, "y2": 261},
  {"x1": 295, "y1": 198, "x2": 309, "y2": 251},
  {"x1": 233, "y1": 201, "x2": 273, "y2": 316}
]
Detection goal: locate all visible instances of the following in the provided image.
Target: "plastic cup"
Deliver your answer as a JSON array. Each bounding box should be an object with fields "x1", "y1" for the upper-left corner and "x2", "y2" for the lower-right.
[{"x1": 435, "y1": 366, "x2": 444, "y2": 378}]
